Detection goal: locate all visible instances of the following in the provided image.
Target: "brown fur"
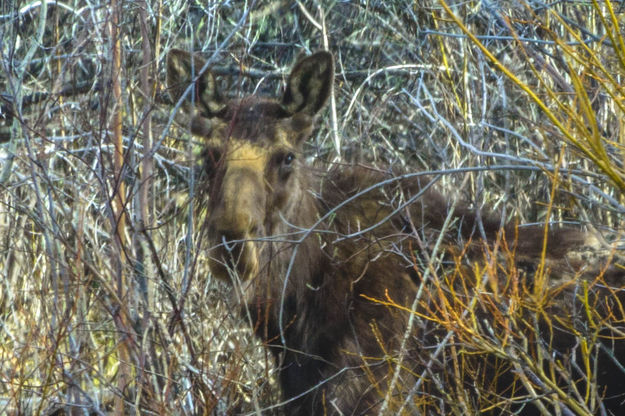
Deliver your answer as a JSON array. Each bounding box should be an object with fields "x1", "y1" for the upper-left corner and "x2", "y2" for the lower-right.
[{"x1": 167, "y1": 49, "x2": 625, "y2": 415}]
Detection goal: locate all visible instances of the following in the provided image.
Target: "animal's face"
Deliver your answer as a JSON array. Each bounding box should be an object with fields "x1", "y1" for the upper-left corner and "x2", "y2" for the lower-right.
[{"x1": 167, "y1": 49, "x2": 333, "y2": 281}]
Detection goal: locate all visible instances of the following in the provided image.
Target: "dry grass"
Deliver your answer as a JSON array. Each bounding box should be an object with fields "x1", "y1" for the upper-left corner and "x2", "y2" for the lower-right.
[{"x1": 0, "y1": 0, "x2": 624, "y2": 414}]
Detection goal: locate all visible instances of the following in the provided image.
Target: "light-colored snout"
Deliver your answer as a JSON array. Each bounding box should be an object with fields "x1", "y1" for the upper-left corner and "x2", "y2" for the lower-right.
[{"x1": 207, "y1": 166, "x2": 265, "y2": 281}]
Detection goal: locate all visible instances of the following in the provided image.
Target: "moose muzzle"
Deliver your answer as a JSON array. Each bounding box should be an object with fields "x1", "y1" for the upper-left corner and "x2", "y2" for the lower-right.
[{"x1": 206, "y1": 165, "x2": 265, "y2": 281}]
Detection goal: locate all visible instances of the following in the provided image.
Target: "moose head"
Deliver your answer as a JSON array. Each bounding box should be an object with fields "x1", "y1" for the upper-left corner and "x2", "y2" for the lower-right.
[{"x1": 167, "y1": 49, "x2": 333, "y2": 283}]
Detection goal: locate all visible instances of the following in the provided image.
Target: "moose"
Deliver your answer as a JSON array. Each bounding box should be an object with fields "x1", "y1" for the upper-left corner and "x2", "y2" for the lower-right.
[{"x1": 167, "y1": 49, "x2": 625, "y2": 415}]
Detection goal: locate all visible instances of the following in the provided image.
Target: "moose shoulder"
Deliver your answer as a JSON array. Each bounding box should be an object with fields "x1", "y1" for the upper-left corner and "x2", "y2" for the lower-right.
[{"x1": 167, "y1": 49, "x2": 625, "y2": 415}]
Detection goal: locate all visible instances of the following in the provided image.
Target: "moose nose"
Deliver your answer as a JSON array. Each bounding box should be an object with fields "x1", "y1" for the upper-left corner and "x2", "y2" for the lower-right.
[
  {"x1": 209, "y1": 210, "x2": 259, "y2": 243},
  {"x1": 208, "y1": 227, "x2": 260, "y2": 282},
  {"x1": 209, "y1": 166, "x2": 264, "y2": 237}
]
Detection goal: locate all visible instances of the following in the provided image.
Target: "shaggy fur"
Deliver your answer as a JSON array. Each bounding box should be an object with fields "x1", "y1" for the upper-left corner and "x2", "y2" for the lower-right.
[{"x1": 167, "y1": 49, "x2": 625, "y2": 415}]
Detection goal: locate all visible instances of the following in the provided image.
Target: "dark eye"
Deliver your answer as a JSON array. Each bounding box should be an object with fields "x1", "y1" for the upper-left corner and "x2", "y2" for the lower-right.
[
  {"x1": 283, "y1": 152, "x2": 295, "y2": 166},
  {"x1": 276, "y1": 151, "x2": 295, "y2": 180}
]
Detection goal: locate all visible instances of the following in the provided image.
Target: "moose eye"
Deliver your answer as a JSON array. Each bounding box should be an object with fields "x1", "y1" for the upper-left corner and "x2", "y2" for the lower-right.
[
  {"x1": 283, "y1": 152, "x2": 295, "y2": 166},
  {"x1": 276, "y1": 151, "x2": 296, "y2": 179}
]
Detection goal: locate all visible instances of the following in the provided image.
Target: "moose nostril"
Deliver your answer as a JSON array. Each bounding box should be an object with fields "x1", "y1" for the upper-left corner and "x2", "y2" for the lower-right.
[
  {"x1": 219, "y1": 232, "x2": 243, "y2": 249},
  {"x1": 249, "y1": 225, "x2": 261, "y2": 237},
  {"x1": 221, "y1": 235, "x2": 232, "y2": 251}
]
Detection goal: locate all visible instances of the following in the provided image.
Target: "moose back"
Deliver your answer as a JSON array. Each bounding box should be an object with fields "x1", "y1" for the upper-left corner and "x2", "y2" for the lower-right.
[{"x1": 167, "y1": 49, "x2": 625, "y2": 415}]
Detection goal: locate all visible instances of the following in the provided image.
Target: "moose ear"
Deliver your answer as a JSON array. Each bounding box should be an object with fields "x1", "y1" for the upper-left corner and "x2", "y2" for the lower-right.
[
  {"x1": 166, "y1": 49, "x2": 225, "y2": 116},
  {"x1": 281, "y1": 51, "x2": 334, "y2": 116}
]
